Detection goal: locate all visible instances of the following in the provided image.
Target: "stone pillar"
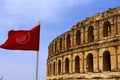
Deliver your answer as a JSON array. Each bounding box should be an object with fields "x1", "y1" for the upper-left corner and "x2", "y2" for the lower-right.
[
  {"x1": 96, "y1": 49, "x2": 100, "y2": 72},
  {"x1": 71, "y1": 31, "x2": 74, "y2": 47},
  {"x1": 62, "y1": 56, "x2": 64, "y2": 74},
  {"x1": 114, "y1": 46, "x2": 118, "y2": 70},
  {"x1": 50, "y1": 62, "x2": 53, "y2": 75},
  {"x1": 53, "y1": 43, "x2": 55, "y2": 53},
  {"x1": 49, "y1": 63, "x2": 51, "y2": 75},
  {"x1": 55, "y1": 59, "x2": 57, "y2": 75},
  {"x1": 82, "y1": 27, "x2": 85, "y2": 44},
  {"x1": 47, "y1": 63, "x2": 49, "y2": 76},
  {"x1": 85, "y1": 30, "x2": 88, "y2": 43},
  {"x1": 74, "y1": 31, "x2": 76, "y2": 46},
  {"x1": 83, "y1": 27, "x2": 85, "y2": 43},
  {"x1": 48, "y1": 63, "x2": 50, "y2": 76},
  {"x1": 52, "y1": 61, "x2": 54, "y2": 75},
  {"x1": 71, "y1": 54, "x2": 73, "y2": 73},
  {"x1": 64, "y1": 36, "x2": 66, "y2": 50},
  {"x1": 81, "y1": 52, "x2": 85, "y2": 73},
  {"x1": 56, "y1": 60, "x2": 58, "y2": 75},
  {"x1": 63, "y1": 36, "x2": 65, "y2": 49},
  {"x1": 58, "y1": 39, "x2": 60, "y2": 53},
  {"x1": 115, "y1": 15, "x2": 118, "y2": 35},
  {"x1": 97, "y1": 21, "x2": 100, "y2": 39}
]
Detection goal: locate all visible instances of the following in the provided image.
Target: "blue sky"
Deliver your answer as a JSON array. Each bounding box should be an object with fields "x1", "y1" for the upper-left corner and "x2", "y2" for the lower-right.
[{"x1": 0, "y1": 0, "x2": 119, "y2": 80}]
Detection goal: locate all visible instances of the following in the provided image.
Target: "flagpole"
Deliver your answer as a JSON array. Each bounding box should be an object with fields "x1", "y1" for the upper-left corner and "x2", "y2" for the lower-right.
[
  {"x1": 35, "y1": 21, "x2": 40, "y2": 80},
  {"x1": 36, "y1": 51, "x2": 39, "y2": 80},
  {"x1": 36, "y1": 21, "x2": 40, "y2": 80}
]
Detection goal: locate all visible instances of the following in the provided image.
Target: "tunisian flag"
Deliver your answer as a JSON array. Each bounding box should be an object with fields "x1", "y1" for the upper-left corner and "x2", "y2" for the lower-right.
[{"x1": 0, "y1": 25, "x2": 40, "y2": 51}]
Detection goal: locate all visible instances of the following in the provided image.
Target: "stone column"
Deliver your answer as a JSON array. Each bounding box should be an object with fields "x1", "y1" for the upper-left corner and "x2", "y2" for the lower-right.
[
  {"x1": 63, "y1": 36, "x2": 65, "y2": 49},
  {"x1": 55, "y1": 59, "x2": 57, "y2": 75},
  {"x1": 74, "y1": 31, "x2": 76, "y2": 46},
  {"x1": 49, "y1": 62, "x2": 51, "y2": 76},
  {"x1": 97, "y1": 21, "x2": 100, "y2": 39},
  {"x1": 47, "y1": 63, "x2": 49, "y2": 76},
  {"x1": 64, "y1": 36, "x2": 66, "y2": 50},
  {"x1": 115, "y1": 15, "x2": 118, "y2": 35},
  {"x1": 71, "y1": 54, "x2": 73, "y2": 73},
  {"x1": 96, "y1": 49, "x2": 100, "y2": 72},
  {"x1": 51, "y1": 62, "x2": 53, "y2": 75},
  {"x1": 114, "y1": 46, "x2": 118, "y2": 70},
  {"x1": 58, "y1": 39, "x2": 60, "y2": 53},
  {"x1": 81, "y1": 51, "x2": 85, "y2": 73},
  {"x1": 82, "y1": 27, "x2": 85, "y2": 44},
  {"x1": 85, "y1": 30, "x2": 88, "y2": 43},
  {"x1": 56, "y1": 60, "x2": 58, "y2": 76},
  {"x1": 50, "y1": 62, "x2": 52, "y2": 75},
  {"x1": 52, "y1": 61, "x2": 54, "y2": 75},
  {"x1": 71, "y1": 30, "x2": 74, "y2": 47},
  {"x1": 62, "y1": 56, "x2": 64, "y2": 74}
]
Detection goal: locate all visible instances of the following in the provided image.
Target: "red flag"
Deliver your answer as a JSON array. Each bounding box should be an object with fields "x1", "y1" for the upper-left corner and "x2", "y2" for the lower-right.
[{"x1": 0, "y1": 25, "x2": 40, "y2": 51}]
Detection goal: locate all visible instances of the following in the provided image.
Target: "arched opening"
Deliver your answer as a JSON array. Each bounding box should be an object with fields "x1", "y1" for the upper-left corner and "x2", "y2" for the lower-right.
[
  {"x1": 75, "y1": 56, "x2": 80, "y2": 73},
  {"x1": 66, "y1": 34, "x2": 70, "y2": 49},
  {"x1": 103, "y1": 21, "x2": 111, "y2": 37},
  {"x1": 103, "y1": 51, "x2": 111, "y2": 71},
  {"x1": 65, "y1": 58, "x2": 69, "y2": 73},
  {"x1": 76, "y1": 30, "x2": 81, "y2": 45},
  {"x1": 60, "y1": 38, "x2": 62, "y2": 50},
  {"x1": 88, "y1": 26, "x2": 94, "y2": 43},
  {"x1": 87, "y1": 53, "x2": 93, "y2": 72},
  {"x1": 58, "y1": 60, "x2": 61, "y2": 74},
  {"x1": 53, "y1": 62, "x2": 55, "y2": 75}
]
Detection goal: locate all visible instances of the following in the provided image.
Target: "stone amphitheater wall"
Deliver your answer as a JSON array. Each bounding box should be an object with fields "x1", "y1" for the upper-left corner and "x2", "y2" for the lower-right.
[{"x1": 46, "y1": 6, "x2": 120, "y2": 80}]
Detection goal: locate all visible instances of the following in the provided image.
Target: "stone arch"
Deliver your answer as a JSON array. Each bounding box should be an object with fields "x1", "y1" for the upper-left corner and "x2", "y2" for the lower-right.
[
  {"x1": 66, "y1": 34, "x2": 70, "y2": 49},
  {"x1": 103, "y1": 21, "x2": 111, "y2": 37},
  {"x1": 65, "y1": 58, "x2": 69, "y2": 73},
  {"x1": 75, "y1": 55, "x2": 80, "y2": 73},
  {"x1": 88, "y1": 26, "x2": 94, "y2": 43},
  {"x1": 103, "y1": 51, "x2": 111, "y2": 71},
  {"x1": 76, "y1": 30, "x2": 81, "y2": 45},
  {"x1": 58, "y1": 60, "x2": 61, "y2": 74},
  {"x1": 60, "y1": 38, "x2": 62, "y2": 50},
  {"x1": 53, "y1": 62, "x2": 56, "y2": 75},
  {"x1": 87, "y1": 53, "x2": 93, "y2": 72}
]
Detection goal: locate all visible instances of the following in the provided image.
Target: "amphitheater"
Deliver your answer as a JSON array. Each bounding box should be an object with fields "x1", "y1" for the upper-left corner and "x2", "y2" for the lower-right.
[{"x1": 46, "y1": 6, "x2": 120, "y2": 80}]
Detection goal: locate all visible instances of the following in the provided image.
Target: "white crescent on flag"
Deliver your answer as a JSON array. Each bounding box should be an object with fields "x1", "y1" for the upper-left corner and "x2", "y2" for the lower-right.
[{"x1": 16, "y1": 33, "x2": 31, "y2": 45}]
